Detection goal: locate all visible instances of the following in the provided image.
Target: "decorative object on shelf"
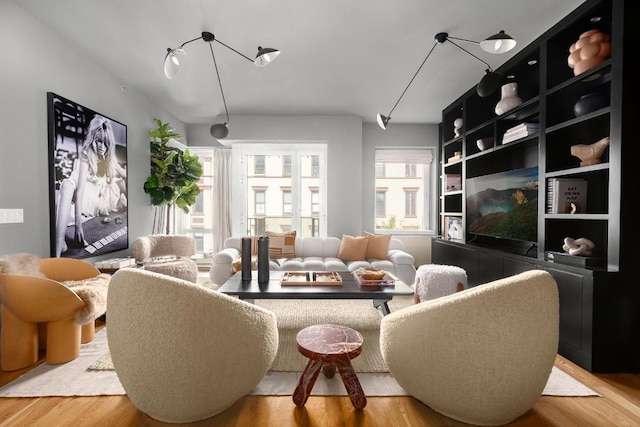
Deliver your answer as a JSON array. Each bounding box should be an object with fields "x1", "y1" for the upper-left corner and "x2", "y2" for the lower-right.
[
  {"x1": 445, "y1": 174, "x2": 462, "y2": 192},
  {"x1": 163, "y1": 31, "x2": 280, "y2": 140},
  {"x1": 570, "y1": 136, "x2": 610, "y2": 166},
  {"x1": 567, "y1": 29, "x2": 611, "y2": 76},
  {"x1": 562, "y1": 237, "x2": 595, "y2": 256},
  {"x1": 476, "y1": 138, "x2": 495, "y2": 151},
  {"x1": 573, "y1": 90, "x2": 608, "y2": 117},
  {"x1": 454, "y1": 118, "x2": 463, "y2": 137},
  {"x1": 495, "y1": 82, "x2": 523, "y2": 115},
  {"x1": 376, "y1": 30, "x2": 515, "y2": 130}
]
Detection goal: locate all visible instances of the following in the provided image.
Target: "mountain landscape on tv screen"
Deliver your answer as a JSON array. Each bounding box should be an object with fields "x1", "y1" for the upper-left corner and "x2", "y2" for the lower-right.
[{"x1": 467, "y1": 178, "x2": 538, "y2": 242}]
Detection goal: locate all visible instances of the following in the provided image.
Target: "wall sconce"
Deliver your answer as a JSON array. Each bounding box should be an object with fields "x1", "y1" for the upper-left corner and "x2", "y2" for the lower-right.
[
  {"x1": 163, "y1": 31, "x2": 281, "y2": 139},
  {"x1": 377, "y1": 30, "x2": 516, "y2": 130}
]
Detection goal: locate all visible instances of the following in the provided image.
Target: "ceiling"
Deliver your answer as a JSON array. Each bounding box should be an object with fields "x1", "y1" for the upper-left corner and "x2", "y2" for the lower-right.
[{"x1": 12, "y1": 0, "x2": 585, "y2": 126}]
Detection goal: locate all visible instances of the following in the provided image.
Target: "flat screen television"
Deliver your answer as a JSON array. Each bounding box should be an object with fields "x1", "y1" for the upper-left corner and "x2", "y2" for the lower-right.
[{"x1": 466, "y1": 166, "x2": 538, "y2": 243}]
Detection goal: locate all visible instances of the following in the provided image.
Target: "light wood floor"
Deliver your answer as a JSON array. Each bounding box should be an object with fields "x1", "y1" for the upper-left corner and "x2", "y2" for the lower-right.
[{"x1": 1, "y1": 321, "x2": 639, "y2": 426}]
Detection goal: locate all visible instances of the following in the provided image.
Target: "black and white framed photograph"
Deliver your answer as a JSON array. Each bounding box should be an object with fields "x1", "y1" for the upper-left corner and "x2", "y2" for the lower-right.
[
  {"x1": 47, "y1": 92, "x2": 128, "y2": 259},
  {"x1": 444, "y1": 216, "x2": 463, "y2": 241}
]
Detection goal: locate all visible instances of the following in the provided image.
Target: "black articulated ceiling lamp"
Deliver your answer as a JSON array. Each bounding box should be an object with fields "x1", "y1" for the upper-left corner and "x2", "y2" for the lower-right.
[
  {"x1": 377, "y1": 30, "x2": 516, "y2": 130},
  {"x1": 163, "y1": 31, "x2": 281, "y2": 140}
]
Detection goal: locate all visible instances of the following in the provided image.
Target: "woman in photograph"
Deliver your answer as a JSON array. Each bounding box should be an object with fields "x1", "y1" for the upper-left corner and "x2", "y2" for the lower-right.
[{"x1": 54, "y1": 114, "x2": 127, "y2": 257}]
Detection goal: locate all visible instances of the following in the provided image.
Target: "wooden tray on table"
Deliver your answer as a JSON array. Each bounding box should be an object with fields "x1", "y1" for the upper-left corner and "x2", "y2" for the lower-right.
[{"x1": 280, "y1": 271, "x2": 343, "y2": 286}]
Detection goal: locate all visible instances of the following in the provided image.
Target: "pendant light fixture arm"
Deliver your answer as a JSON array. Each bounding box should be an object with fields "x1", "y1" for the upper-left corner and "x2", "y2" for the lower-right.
[
  {"x1": 208, "y1": 43, "x2": 230, "y2": 124},
  {"x1": 443, "y1": 35, "x2": 480, "y2": 46},
  {"x1": 385, "y1": 41, "x2": 439, "y2": 119},
  {"x1": 443, "y1": 38, "x2": 492, "y2": 71},
  {"x1": 212, "y1": 38, "x2": 254, "y2": 64}
]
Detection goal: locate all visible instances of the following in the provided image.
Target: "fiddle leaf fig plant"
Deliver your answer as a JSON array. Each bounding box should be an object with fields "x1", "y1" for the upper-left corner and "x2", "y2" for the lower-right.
[{"x1": 144, "y1": 119, "x2": 203, "y2": 232}]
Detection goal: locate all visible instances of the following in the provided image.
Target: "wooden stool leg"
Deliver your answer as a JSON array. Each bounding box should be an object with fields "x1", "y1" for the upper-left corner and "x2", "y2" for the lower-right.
[
  {"x1": 337, "y1": 359, "x2": 367, "y2": 409},
  {"x1": 293, "y1": 358, "x2": 323, "y2": 407},
  {"x1": 322, "y1": 364, "x2": 336, "y2": 378}
]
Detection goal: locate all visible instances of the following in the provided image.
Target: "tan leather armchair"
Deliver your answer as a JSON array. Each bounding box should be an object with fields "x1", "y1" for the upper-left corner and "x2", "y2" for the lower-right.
[{"x1": 0, "y1": 255, "x2": 107, "y2": 371}]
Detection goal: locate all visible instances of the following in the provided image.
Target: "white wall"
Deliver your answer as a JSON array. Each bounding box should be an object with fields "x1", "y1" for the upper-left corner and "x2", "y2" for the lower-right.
[{"x1": 0, "y1": 2, "x2": 184, "y2": 258}]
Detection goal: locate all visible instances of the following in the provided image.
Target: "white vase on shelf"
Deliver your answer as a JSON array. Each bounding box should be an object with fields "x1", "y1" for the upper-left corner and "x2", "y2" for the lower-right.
[{"x1": 495, "y1": 82, "x2": 523, "y2": 115}]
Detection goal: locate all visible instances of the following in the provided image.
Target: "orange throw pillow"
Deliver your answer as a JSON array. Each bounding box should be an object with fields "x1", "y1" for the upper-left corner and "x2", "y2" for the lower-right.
[
  {"x1": 265, "y1": 231, "x2": 297, "y2": 258},
  {"x1": 338, "y1": 234, "x2": 369, "y2": 261},
  {"x1": 363, "y1": 231, "x2": 391, "y2": 260}
]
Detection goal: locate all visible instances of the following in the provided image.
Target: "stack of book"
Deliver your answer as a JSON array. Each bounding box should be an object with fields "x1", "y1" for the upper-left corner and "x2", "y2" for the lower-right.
[
  {"x1": 546, "y1": 178, "x2": 588, "y2": 214},
  {"x1": 447, "y1": 151, "x2": 462, "y2": 164},
  {"x1": 94, "y1": 257, "x2": 137, "y2": 269},
  {"x1": 502, "y1": 122, "x2": 539, "y2": 144}
]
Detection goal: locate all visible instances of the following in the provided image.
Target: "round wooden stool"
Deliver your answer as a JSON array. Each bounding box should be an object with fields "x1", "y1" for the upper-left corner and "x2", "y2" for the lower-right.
[{"x1": 292, "y1": 323, "x2": 367, "y2": 409}]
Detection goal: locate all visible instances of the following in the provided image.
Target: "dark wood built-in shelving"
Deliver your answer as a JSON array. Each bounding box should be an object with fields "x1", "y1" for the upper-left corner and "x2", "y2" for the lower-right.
[{"x1": 435, "y1": 0, "x2": 637, "y2": 373}]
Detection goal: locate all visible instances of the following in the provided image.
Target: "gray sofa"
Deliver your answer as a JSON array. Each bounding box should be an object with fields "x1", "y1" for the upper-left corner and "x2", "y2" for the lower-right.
[{"x1": 209, "y1": 236, "x2": 417, "y2": 286}]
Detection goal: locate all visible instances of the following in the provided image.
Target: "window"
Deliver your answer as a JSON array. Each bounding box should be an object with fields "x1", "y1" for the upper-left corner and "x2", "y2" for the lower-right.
[
  {"x1": 282, "y1": 155, "x2": 292, "y2": 177},
  {"x1": 176, "y1": 147, "x2": 215, "y2": 255},
  {"x1": 374, "y1": 148, "x2": 434, "y2": 232},
  {"x1": 234, "y1": 144, "x2": 327, "y2": 238},
  {"x1": 310, "y1": 190, "x2": 319, "y2": 214},
  {"x1": 254, "y1": 189, "x2": 266, "y2": 215},
  {"x1": 404, "y1": 188, "x2": 418, "y2": 217},
  {"x1": 311, "y1": 155, "x2": 319, "y2": 177},
  {"x1": 282, "y1": 189, "x2": 292, "y2": 214},
  {"x1": 375, "y1": 190, "x2": 387, "y2": 217},
  {"x1": 254, "y1": 155, "x2": 265, "y2": 175}
]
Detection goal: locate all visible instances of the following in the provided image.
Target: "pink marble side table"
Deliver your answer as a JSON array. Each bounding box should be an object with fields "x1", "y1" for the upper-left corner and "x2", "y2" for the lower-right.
[{"x1": 292, "y1": 323, "x2": 367, "y2": 409}]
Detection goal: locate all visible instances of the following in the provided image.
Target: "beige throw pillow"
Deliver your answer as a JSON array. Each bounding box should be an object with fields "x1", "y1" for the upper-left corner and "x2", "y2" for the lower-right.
[
  {"x1": 265, "y1": 231, "x2": 297, "y2": 258},
  {"x1": 363, "y1": 231, "x2": 391, "y2": 260},
  {"x1": 338, "y1": 234, "x2": 369, "y2": 261}
]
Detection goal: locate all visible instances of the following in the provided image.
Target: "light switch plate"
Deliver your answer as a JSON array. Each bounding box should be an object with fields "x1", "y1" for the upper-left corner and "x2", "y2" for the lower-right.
[{"x1": 0, "y1": 209, "x2": 24, "y2": 224}]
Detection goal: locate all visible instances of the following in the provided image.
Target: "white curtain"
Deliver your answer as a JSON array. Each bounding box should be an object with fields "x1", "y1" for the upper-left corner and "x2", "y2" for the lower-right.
[{"x1": 213, "y1": 148, "x2": 232, "y2": 252}]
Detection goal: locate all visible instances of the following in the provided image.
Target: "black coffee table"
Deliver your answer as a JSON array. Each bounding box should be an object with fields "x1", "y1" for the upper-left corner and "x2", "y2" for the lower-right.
[{"x1": 217, "y1": 270, "x2": 414, "y2": 315}]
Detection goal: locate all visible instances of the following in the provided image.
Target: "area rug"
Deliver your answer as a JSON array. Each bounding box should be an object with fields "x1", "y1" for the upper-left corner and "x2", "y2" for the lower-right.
[{"x1": 0, "y1": 297, "x2": 601, "y2": 398}]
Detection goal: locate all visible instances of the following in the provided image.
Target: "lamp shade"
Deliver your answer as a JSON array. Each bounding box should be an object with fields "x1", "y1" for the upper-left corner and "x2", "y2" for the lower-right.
[
  {"x1": 476, "y1": 70, "x2": 503, "y2": 97},
  {"x1": 164, "y1": 48, "x2": 187, "y2": 79},
  {"x1": 480, "y1": 31, "x2": 516, "y2": 54},
  {"x1": 377, "y1": 114, "x2": 390, "y2": 130},
  {"x1": 255, "y1": 47, "x2": 281, "y2": 67},
  {"x1": 210, "y1": 123, "x2": 229, "y2": 139}
]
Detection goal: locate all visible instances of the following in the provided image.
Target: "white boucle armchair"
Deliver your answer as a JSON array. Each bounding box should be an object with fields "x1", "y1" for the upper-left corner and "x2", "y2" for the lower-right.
[
  {"x1": 130, "y1": 234, "x2": 198, "y2": 282},
  {"x1": 107, "y1": 268, "x2": 279, "y2": 423},
  {"x1": 380, "y1": 270, "x2": 559, "y2": 426}
]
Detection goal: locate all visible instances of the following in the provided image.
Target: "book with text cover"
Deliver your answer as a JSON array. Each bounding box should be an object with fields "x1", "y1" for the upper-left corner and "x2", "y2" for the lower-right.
[{"x1": 547, "y1": 178, "x2": 588, "y2": 214}]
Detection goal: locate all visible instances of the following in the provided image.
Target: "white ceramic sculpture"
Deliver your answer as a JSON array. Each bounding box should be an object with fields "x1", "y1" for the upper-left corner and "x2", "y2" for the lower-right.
[
  {"x1": 454, "y1": 118, "x2": 463, "y2": 137},
  {"x1": 562, "y1": 237, "x2": 595, "y2": 256},
  {"x1": 495, "y1": 82, "x2": 523, "y2": 115}
]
